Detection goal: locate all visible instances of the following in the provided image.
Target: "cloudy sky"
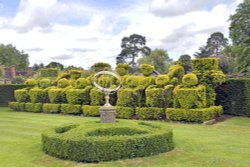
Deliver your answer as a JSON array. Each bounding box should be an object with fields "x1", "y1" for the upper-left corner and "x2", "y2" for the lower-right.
[{"x1": 0, "y1": 0, "x2": 243, "y2": 69}]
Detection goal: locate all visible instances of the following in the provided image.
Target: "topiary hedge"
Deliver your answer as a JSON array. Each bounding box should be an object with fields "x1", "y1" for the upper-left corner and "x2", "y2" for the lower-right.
[
  {"x1": 140, "y1": 64, "x2": 154, "y2": 76},
  {"x1": 25, "y1": 103, "x2": 43, "y2": 113},
  {"x1": 136, "y1": 107, "x2": 164, "y2": 120},
  {"x1": 43, "y1": 103, "x2": 61, "y2": 113},
  {"x1": 42, "y1": 120, "x2": 174, "y2": 162},
  {"x1": 61, "y1": 104, "x2": 82, "y2": 115},
  {"x1": 82, "y1": 105, "x2": 100, "y2": 117},
  {"x1": 216, "y1": 78, "x2": 250, "y2": 116},
  {"x1": 14, "y1": 89, "x2": 30, "y2": 103},
  {"x1": 166, "y1": 106, "x2": 223, "y2": 122},
  {"x1": 192, "y1": 58, "x2": 219, "y2": 71},
  {"x1": 116, "y1": 106, "x2": 135, "y2": 119},
  {"x1": 66, "y1": 87, "x2": 92, "y2": 105},
  {"x1": 8, "y1": 102, "x2": 25, "y2": 111},
  {"x1": 29, "y1": 88, "x2": 49, "y2": 103}
]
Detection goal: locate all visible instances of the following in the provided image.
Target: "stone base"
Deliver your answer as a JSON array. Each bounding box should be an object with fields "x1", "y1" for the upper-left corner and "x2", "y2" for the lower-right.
[{"x1": 99, "y1": 106, "x2": 116, "y2": 123}]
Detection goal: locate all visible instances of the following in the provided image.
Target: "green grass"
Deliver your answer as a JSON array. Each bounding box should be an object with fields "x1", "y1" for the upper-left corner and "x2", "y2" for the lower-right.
[{"x1": 1, "y1": 108, "x2": 250, "y2": 167}]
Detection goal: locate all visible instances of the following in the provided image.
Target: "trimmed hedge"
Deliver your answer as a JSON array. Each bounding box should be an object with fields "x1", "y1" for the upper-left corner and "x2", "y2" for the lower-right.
[
  {"x1": 8, "y1": 102, "x2": 25, "y2": 111},
  {"x1": 216, "y1": 78, "x2": 250, "y2": 116},
  {"x1": 82, "y1": 105, "x2": 100, "y2": 117},
  {"x1": 43, "y1": 103, "x2": 61, "y2": 113},
  {"x1": 146, "y1": 87, "x2": 166, "y2": 108},
  {"x1": 140, "y1": 64, "x2": 154, "y2": 76},
  {"x1": 116, "y1": 106, "x2": 135, "y2": 119},
  {"x1": 42, "y1": 121, "x2": 174, "y2": 162},
  {"x1": 29, "y1": 88, "x2": 49, "y2": 103},
  {"x1": 117, "y1": 87, "x2": 144, "y2": 107},
  {"x1": 61, "y1": 104, "x2": 82, "y2": 115},
  {"x1": 48, "y1": 88, "x2": 64, "y2": 103},
  {"x1": 66, "y1": 87, "x2": 91, "y2": 105},
  {"x1": 90, "y1": 88, "x2": 105, "y2": 106},
  {"x1": 166, "y1": 106, "x2": 223, "y2": 122},
  {"x1": 14, "y1": 89, "x2": 29, "y2": 103},
  {"x1": 0, "y1": 84, "x2": 26, "y2": 106},
  {"x1": 136, "y1": 107, "x2": 164, "y2": 120},
  {"x1": 192, "y1": 58, "x2": 219, "y2": 71},
  {"x1": 25, "y1": 103, "x2": 43, "y2": 113}
]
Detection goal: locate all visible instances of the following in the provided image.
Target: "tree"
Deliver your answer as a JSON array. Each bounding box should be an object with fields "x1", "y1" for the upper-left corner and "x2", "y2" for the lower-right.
[
  {"x1": 116, "y1": 34, "x2": 151, "y2": 66},
  {"x1": 0, "y1": 44, "x2": 29, "y2": 70},
  {"x1": 193, "y1": 45, "x2": 211, "y2": 58},
  {"x1": 229, "y1": 0, "x2": 250, "y2": 46},
  {"x1": 206, "y1": 32, "x2": 228, "y2": 57},
  {"x1": 46, "y1": 61, "x2": 64, "y2": 70},
  {"x1": 90, "y1": 62, "x2": 111, "y2": 73},
  {"x1": 137, "y1": 49, "x2": 172, "y2": 73},
  {"x1": 32, "y1": 63, "x2": 44, "y2": 71},
  {"x1": 176, "y1": 54, "x2": 192, "y2": 73},
  {"x1": 220, "y1": 45, "x2": 237, "y2": 74}
]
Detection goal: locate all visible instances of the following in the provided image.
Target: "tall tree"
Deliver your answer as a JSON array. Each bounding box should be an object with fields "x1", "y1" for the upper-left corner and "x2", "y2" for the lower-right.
[
  {"x1": 176, "y1": 54, "x2": 192, "y2": 73},
  {"x1": 46, "y1": 61, "x2": 64, "y2": 70},
  {"x1": 116, "y1": 34, "x2": 151, "y2": 65},
  {"x1": 0, "y1": 44, "x2": 29, "y2": 70},
  {"x1": 193, "y1": 45, "x2": 211, "y2": 58},
  {"x1": 137, "y1": 49, "x2": 172, "y2": 73},
  {"x1": 206, "y1": 32, "x2": 229, "y2": 57}
]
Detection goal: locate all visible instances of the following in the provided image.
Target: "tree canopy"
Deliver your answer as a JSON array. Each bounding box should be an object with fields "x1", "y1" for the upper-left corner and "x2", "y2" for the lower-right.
[
  {"x1": 116, "y1": 34, "x2": 151, "y2": 65},
  {"x1": 46, "y1": 61, "x2": 64, "y2": 70},
  {"x1": 0, "y1": 44, "x2": 29, "y2": 70}
]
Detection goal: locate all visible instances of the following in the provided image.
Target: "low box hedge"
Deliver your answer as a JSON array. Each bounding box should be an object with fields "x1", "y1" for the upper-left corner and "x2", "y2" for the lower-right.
[
  {"x1": 25, "y1": 103, "x2": 43, "y2": 113},
  {"x1": 82, "y1": 105, "x2": 100, "y2": 117},
  {"x1": 116, "y1": 106, "x2": 135, "y2": 119},
  {"x1": 136, "y1": 107, "x2": 164, "y2": 120},
  {"x1": 43, "y1": 103, "x2": 61, "y2": 113},
  {"x1": 61, "y1": 104, "x2": 82, "y2": 115}
]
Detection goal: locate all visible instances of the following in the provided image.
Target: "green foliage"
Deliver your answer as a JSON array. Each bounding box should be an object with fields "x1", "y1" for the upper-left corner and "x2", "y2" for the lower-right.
[
  {"x1": 38, "y1": 78, "x2": 51, "y2": 89},
  {"x1": 168, "y1": 65, "x2": 185, "y2": 84},
  {"x1": 139, "y1": 64, "x2": 154, "y2": 76},
  {"x1": 24, "y1": 79, "x2": 37, "y2": 88},
  {"x1": 192, "y1": 58, "x2": 219, "y2": 71},
  {"x1": 115, "y1": 64, "x2": 129, "y2": 76},
  {"x1": 90, "y1": 62, "x2": 111, "y2": 72},
  {"x1": 136, "y1": 107, "x2": 164, "y2": 120},
  {"x1": 14, "y1": 89, "x2": 29, "y2": 102},
  {"x1": 90, "y1": 88, "x2": 105, "y2": 106},
  {"x1": 166, "y1": 106, "x2": 223, "y2": 122},
  {"x1": 174, "y1": 85, "x2": 207, "y2": 109},
  {"x1": 69, "y1": 70, "x2": 82, "y2": 80},
  {"x1": 216, "y1": 78, "x2": 250, "y2": 116},
  {"x1": 60, "y1": 104, "x2": 82, "y2": 115},
  {"x1": 40, "y1": 68, "x2": 58, "y2": 78},
  {"x1": 155, "y1": 75, "x2": 170, "y2": 87},
  {"x1": 182, "y1": 73, "x2": 198, "y2": 87},
  {"x1": 25, "y1": 103, "x2": 43, "y2": 113},
  {"x1": 29, "y1": 88, "x2": 48, "y2": 103},
  {"x1": 48, "y1": 88, "x2": 65, "y2": 103},
  {"x1": 57, "y1": 78, "x2": 69, "y2": 88},
  {"x1": 139, "y1": 76, "x2": 155, "y2": 89},
  {"x1": 237, "y1": 46, "x2": 250, "y2": 73},
  {"x1": 0, "y1": 44, "x2": 29, "y2": 70},
  {"x1": 177, "y1": 54, "x2": 192, "y2": 73},
  {"x1": 116, "y1": 106, "x2": 135, "y2": 119},
  {"x1": 45, "y1": 61, "x2": 64, "y2": 70},
  {"x1": 146, "y1": 87, "x2": 166, "y2": 108},
  {"x1": 42, "y1": 103, "x2": 61, "y2": 113},
  {"x1": 42, "y1": 121, "x2": 174, "y2": 162},
  {"x1": 66, "y1": 87, "x2": 91, "y2": 105},
  {"x1": 117, "y1": 87, "x2": 144, "y2": 107},
  {"x1": 124, "y1": 75, "x2": 142, "y2": 88},
  {"x1": 75, "y1": 78, "x2": 91, "y2": 89},
  {"x1": 8, "y1": 102, "x2": 25, "y2": 111},
  {"x1": 82, "y1": 105, "x2": 100, "y2": 117}
]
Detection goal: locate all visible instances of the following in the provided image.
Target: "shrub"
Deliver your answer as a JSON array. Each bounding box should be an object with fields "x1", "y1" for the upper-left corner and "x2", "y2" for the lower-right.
[
  {"x1": 136, "y1": 107, "x2": 164, "y2": 120},
  {"x1": 116, "y1": 106, "x2": 135, "y2": 119},
  {"x1": 125, "y1": 76, "x2": 141, "y2": 88},
  {"x1": 140, "y1": 64, "x2": 154, "y2": 76},
  {"x1": 90, "y1": 88, "x2": 105, "y2": 106},
  {"x1": 29, "y1": 88, "x2": 49, "y2": 103},
  {"x1": 14, "y1": 89, "x2": 29, "y2": 102},
  {"x1": 168, "y1": 65, "x2": 185, "y2": 80},
  {"x1": 146, "y1": 87, "x2": 166, "y2": 108},
  {"x1": 90, "y1": 62, "x2": 111, "y2": 72},
  {"x1": 25, "y1": 103, "x2": 43, "y2": 113},
  {"x1": 174, "y1": 85, "x2": 206, "y2": 109},
  {"x1": 216, "y1": 78, "x2": 250, "y2": 116},
  {"x1": 38, "y1": 78, "x2": 51, "y2": 88},
  {"x1": 117, "y1": 87, "x2": 144, "y2": 107},
  {"x1": 139, "y1": 76, "x2": 155, "y2": 89},
  {"x1": 57, "y1": 78, "x2": 70, "y2": 88},
  {"x1": 24, "y1": 79, "x2": 37, "y2": 88},
  {"x1": 42, "y1": 121, "x2": 174, "y2": 162},
  {"x1": 69, "y1": 70, "x2": 82, "y2": 80},
  {"x1": 40, "y1": 68, "x2": 58, "y2": 77},
  {"x1": 182, "y1": 73, "x2": 198, "y2": 87},
  {"x1": 43, "y1": 103, "x2": 61, "y2": 113},
  {"x1": 61, "y1": 104, "x2": 82, "y2": 114},
  {"x1": 82, "y1": 105, "x2": 100, "y2": 117},
  {"x1": 166, "y1": 106, "x2": 223, "y2": 122},
  {"x1": 75, "y1": 78, "x2": 91, "y2": 89},
  {"x1": 66, "y1": 87, "x2": 91, "y2": 105},
  {"x1": 155, "y1": 75, "x2": 170, "y2": 87},
  {"x1": 115, "y1": 64, "x2": 129, "y2": 76},
  {"x1": 48, "y1": 88, "x2": 64, "y2": 103},
  {"x1": 0, "y1": 84, "x2": 26, "y2": 107},
  {"x1": 8, "y1": 102, "x2": 25, "y2": 111},
  {"x1": 192, "y1": 58, "x2": 219, "y2": 71}
]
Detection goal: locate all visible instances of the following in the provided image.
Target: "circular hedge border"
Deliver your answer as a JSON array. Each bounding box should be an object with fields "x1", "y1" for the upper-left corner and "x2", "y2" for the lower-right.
[{"x1": 42, "y1": 120, "x2": 174, "y2": 162}]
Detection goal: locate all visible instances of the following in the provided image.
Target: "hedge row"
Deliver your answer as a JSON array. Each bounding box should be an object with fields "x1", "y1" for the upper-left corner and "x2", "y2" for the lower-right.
[
  {"x1": 216, "y1": 78, "x2": 250, "y2": 116},
  {"x1": 42, "y1": 121, "x2": 174, "y2": 162}
]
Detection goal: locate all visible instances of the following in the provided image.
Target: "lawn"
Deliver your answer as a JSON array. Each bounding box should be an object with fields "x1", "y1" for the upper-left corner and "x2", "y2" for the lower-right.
[{"x1": 1, "y1": 108, "x2": 250, "y2": 167}]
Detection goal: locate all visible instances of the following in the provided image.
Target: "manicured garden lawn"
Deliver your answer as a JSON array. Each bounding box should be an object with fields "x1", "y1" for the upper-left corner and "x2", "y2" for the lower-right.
[{"x1": 1, "y1": 107, "x2": 250, "y2": 167}]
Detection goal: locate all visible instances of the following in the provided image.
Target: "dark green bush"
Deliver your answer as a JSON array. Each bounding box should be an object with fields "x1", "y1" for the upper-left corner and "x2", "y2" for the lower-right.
[
  {"x1": 136, "y1": 107, "x2": 164, "y2": 120},
  {"x1": 8, "y1": 102, "x2": 25, "y2": 111},
  {"x1": 216, "y1": 78, "x2": 250, "y2": 116},
  {"x1": 61, "y1": 104, "x2": 82, "y2": 114},
  {"x1": 75, "y1": 78, "x2": 91, "y2": 89},
  {"x1": 192, "y1": 58, "x2": 219, "y2": 71},
  {"x1": 38, "y1": 78, "x2": 51, "y2": 88},
  {"x1": 140, "y1": 64, "x2": 154, "y2": 76},
  {"x1": 40, "y1": 68, "x2": 58, "y2": 77},
  {"x1": 43, "y1": 103, "x2": 61, "y2": 113},
  {"x1": 57, "y1": 78, "x2": 70, "y2": 88},
  {"x1": 42, "y1": 121, "x2": 174, "y2": 162},
  {"x1": 25, "y1": 103, "x2": 43, "y2": 113},
  {"x1": 66, "y1": 87, "x2": 92, "y2": 105},
  {"x1": 82, "y1": 105, "x2": 100, "y2": 117},
  {"x1": 116, "y1": 106, "x2": 135, "y2": 119},
  {"x1": 166, "y1": 106, "x2": 223, "y2": 122},
  {"x1": 29, "y1": 88, "x2": 49, "y2": 103},
  {"x1": 90, "y1": 88, "x2": 105, "y2": 106},
  {"x1": 0, "y1": 84, "x2": 26, "y2": 107},
  {"x1": 14, "y1": 89, "x2": 29, "y2": 102}
]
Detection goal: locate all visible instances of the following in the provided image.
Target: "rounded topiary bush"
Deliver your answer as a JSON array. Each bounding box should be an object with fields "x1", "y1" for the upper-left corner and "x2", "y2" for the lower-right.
[
  {"x1": 39, "y1": 78, "x2": 51, "y2": 89},
  {"x1": 182, "y1": 73, "x2": 198, "y2": 87},
  {"x1": 57, "y1": 78, "x2": 70, "y2": 88},
  {"x1": 155, "y1": 75, "x2": 170, "y2": 87},
  {"x1": 75, "y1": 78, "x2": 90, "y2": 89},
  {"x1": 42, "y1": 120, "x2": 174, "y2": 162},
  {"x1": 115, "y1": 64, "x2": 129, "y2": 76},
  {"x1": 140, "y1": 64, "x2": 154, "y2": 76},
  {"x1": 24, "y1": 79, "x2": 37, "y2": 88}
]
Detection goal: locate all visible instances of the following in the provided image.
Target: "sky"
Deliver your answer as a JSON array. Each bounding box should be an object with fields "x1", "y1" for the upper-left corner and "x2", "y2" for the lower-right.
[{"x1": 0, "y1": 0, "x2": 243, "y2": 69}]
